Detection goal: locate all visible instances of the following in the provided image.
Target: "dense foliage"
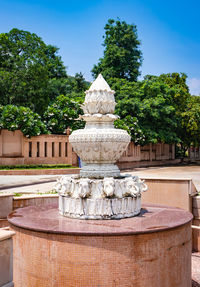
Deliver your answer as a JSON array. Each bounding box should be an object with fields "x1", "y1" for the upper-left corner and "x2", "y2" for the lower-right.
[
  {"x1": 180, "y1": 96, "x2": 200, "y2": 149},
  {"x1": 0, "y1": 105, "x2": 48, "y2": 137},
  {"x1": 0, "y1": 28, "x2": 67, "y2": 114},
  {"x1": 92, "y1": 19, "x2": 142, "y2": 82},
  {"x1": 110, "y1": 73, "x2": 200, "y2": 155},
  {"x1": 112, "y1": 77, "x2": 179, "y2": 145},
  {"x1": 43, "y1": 94, "x2": 85, "y2": 134},
  {"x1": 148, "y1": 73, "x2": 200, "y2": 152}
]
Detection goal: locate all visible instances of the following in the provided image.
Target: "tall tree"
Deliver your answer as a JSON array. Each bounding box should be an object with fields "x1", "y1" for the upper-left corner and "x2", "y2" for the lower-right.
[
  {"x1": 73, "y1": 72, "x2": 89, "y2": 93},
  {"x1": 144, "y1": 73, "x2": 196, "y2": 156},
  {"x1": 43, "y1": 94, "x2": 84, "y2": 134},
  {"x1": 180, "y1": 95, "x2": 200, "y2": 150},
  {"x1": 91, "y1": 19, "x2": 142, "y2": 81},
  {"x1": 0, "y1": 28, "x2": 67, "y2": 114},
  {"x1": 149, "y1": 73, "x2": 190, "y2": 112},
  {"x1": 112, "y1": 77, "x2": 179, "y2": 145}
]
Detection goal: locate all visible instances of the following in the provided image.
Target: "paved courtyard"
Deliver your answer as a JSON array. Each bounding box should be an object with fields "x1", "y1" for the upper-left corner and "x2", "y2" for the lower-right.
[
  {"x1": 128, "y1": 165, "x2": 200, "y2": 192},
  {"x1": 0, "y1": 164, "x2": 200, "y2": 193}
]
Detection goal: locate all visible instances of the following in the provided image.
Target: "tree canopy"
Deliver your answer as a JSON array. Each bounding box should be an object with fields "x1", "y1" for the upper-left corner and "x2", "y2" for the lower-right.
[
  {"x1": 0, "y1": 105, "x2": 48, "y2": 137},
  {"x1": 111, "y1": 77, "x2": 179, "y2": 145},
  {"x1": 43, "y1": 94, "x2": 84, "y2": 134},
  {"x1": 180, "y1": 95, "x2": 200, "y2": 149},
  {"x1": 110, "y1": 72, "x2": 200, "y2": 155},
  {"x1": 0, "y1": 28, "x2": 67, "y2": 114},
  {"x1": 91, "y1": 19, "x2": 142, "y2": 82},
  {"x1": 146, "y1": 73, "x2": 200, "y2": 152}
]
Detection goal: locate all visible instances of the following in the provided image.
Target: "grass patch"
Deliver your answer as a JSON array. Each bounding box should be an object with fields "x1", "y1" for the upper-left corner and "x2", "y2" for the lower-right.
[
  {"x1": 0, "y1": 164, "x2": 78, "y2": 170},
  {"x1": 37, "y1": 190, "x2": 58, "y2": 195},
  {"x1": 13, "y1": 193, "x2": 23, "y2": 197}
]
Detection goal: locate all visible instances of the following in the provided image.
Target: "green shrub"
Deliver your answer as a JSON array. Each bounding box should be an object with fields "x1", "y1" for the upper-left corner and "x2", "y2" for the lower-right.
[
  {"x1": 0, "y1": 164, "x2": 76, "y2": 170},
  {"x1": 43, "y1": 94, "x2": 85, "y2": 134},
  {"x1": 0, "y1": 105, "x2": 48, "y2": 137}
]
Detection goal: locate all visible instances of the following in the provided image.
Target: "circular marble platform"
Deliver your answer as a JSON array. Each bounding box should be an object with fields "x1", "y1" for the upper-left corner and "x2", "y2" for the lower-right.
[{"x1": 8, "y1": 204, "x2": 193, "y2": 287}]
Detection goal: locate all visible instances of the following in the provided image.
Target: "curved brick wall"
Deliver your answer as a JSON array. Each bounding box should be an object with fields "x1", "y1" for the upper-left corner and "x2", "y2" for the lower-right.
[{"x1": 10, "y1": 222, "x2": 191, "y2": 287}]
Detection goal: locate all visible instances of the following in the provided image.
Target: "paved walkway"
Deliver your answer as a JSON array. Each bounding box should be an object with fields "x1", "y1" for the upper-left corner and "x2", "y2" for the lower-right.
[
  {"x1": 0, "y1": 175, "x2": 58, "y2": 187},
  {"x1": 0, "y1": 164, "x2": 200, "y2": 194},
  {"x1": 127, "y1": 165, "x2": 200, "y2": 192},
  {"x1": 0, "y1": 175, "x2": 60, "y2": 194}
]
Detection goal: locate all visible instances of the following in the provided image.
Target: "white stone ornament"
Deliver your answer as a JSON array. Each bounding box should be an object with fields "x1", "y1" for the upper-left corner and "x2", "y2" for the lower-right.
[
  {"x1": 58, "y1": 74, "x2": 147, "y2": 219},
  {"x1": 69, "y1": 74, "x2": 130, "y2": 178}
]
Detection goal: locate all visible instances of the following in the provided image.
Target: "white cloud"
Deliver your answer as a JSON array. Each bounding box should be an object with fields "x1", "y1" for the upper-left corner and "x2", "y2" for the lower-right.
[{"x1": 187, "y1": 78, "x2": 200, "y2": 96}]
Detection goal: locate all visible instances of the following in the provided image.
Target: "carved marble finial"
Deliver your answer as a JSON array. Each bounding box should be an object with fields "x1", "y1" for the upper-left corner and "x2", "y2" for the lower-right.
[
  {"x1": 88, "y1": 74, "x2": 112, "y2": 92},
  {"x1": 84, "y1": 74, "x2": 116, "y2": 115}
]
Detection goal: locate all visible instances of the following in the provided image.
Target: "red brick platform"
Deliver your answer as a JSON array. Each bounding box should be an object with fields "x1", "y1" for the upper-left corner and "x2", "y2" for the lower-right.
[{"x1": 8, "y1": 204, "x2": 193, "y2": 287}]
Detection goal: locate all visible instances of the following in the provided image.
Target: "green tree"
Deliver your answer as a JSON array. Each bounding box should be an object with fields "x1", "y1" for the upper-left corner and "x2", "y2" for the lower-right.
[
  {"x1": 0, "y1": 105, "x2": 48, "y2": 137},
  {"x1": 43, "y1": 94, "x2": 84, "y2": 134},
  {"x1": 0, "y1": 28, "x2": 67, "y2": 114},
  {"x1": 111, "y1": 73, "x2": 200, "y2": 157},
  {"x1": 151, "y1": 73, "x2": 198, "y2": 156},
  {"x1": 73, "y1": 72, "x2": 89, "y2": 93},
  {"x1": 180, "y1": 96, "x2": 200, "y2": 150},
  {"x1": 148, "y1": 73, "x2": 190, "y2": 112},
  {"x1": 91, "y1": 19, "x2": 142, "y2": 82},
  {"x1": 111, "y1": 77, "x2": 179, "y2": 145}
]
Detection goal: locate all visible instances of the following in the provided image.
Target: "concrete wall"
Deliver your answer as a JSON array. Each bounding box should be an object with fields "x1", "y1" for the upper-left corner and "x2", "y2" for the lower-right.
[
  {"x1": 189, "y1": 146, "x2": 200, "y2": 161},
  {"x1": 0, "y1": 228, "x2": 15, "y2": 287},
  {"x1": 0, "y1": 168, "x2": 80, "y2": 176},
  {"x1": 0, "y1": 130, "x2": 78, "y2": 166},
  {"x1": 140, "y1": 177, "x2": 200, "y2": 251},
  {"x1": 13, "y1": 194, "x2": 58, "y2": 210},
  {"x1": 141, "y1": 177, "x2": 197, "y2": 212},
  {"x1": 0, "y1": 129, "x2": 198, "y2": 167},
  {"x1": 118, "y1": 142, "x2": 176, "y2": 169},
  {"x1": 193, "y1": 196, "x2": 200, "y2": 252},
  {"x1": 0, "y1": 130, "x2": 177, "y2": 167},
  {"x1": 0, "y1": 194, "x2": 13, "y2": 219},
  {"x1": 0, "y1": 194, "x2": 14, "y2": 228},
  {"x1": 23, "y1": 134, "x2": 73, "y2": 165}
]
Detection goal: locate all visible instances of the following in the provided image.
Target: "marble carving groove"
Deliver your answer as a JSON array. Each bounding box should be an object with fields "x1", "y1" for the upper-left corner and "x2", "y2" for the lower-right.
[{"x1": 56, "y1": 74, "x2": 147, "y2": 219}]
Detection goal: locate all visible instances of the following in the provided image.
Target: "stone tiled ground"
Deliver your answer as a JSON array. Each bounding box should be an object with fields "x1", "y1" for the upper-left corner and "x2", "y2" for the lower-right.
[{"x1": 128, "y1": 165, "x2": 200, "y2": 192}]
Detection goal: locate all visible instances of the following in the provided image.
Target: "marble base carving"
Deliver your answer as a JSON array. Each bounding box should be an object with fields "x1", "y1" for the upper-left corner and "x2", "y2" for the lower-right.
[
  {"x1": 59, "y1": 196, "x2": 141, "y2": 219},
  {"x1": 56, "y1": 175, "x2": 147, "y2": 220}
]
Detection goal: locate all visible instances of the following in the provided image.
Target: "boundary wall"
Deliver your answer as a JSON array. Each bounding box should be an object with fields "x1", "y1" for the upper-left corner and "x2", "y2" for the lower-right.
[
  {"x1": 0, "y1": 129, "x2": 178, "y2": 167},
  {"x1": 0, "y1": 130, "x2": 199, "y2": 168},
  {"x1": 0, "y1": 129, "x2": 78, "y2": 166}
]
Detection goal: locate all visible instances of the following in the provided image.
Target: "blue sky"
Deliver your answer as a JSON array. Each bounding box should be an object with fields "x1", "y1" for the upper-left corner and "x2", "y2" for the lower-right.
[{"x1": 1, "y1": 0, "x2": 200, "y2": 95}]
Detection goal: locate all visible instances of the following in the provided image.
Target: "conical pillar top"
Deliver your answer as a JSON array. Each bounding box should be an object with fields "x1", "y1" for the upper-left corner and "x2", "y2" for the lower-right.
[
  {"x1": 88, "y1": 74, "x2": 113, "y2": 92},
  {"x1": 84, "y1": 74, "x2": 115, "y2": 114}
]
